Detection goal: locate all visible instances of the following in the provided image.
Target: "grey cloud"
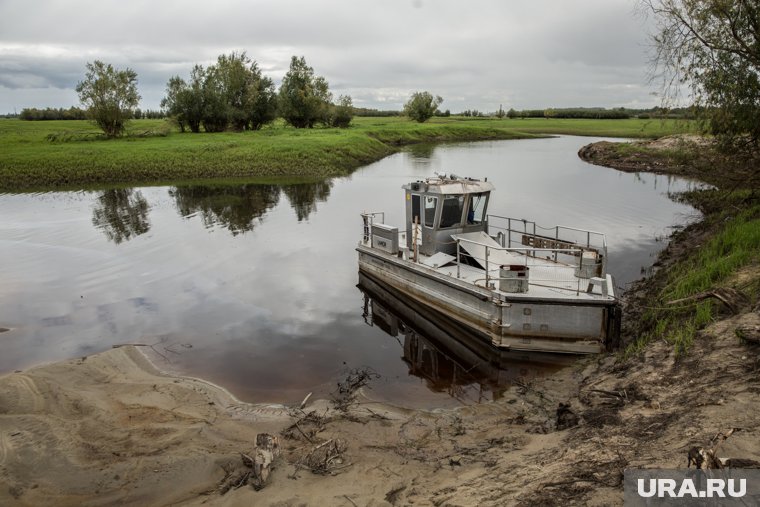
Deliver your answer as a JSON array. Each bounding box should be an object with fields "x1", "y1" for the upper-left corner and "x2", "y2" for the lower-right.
[{"x1": 0, "y1": 0, "x2": 658, "y2": 112}]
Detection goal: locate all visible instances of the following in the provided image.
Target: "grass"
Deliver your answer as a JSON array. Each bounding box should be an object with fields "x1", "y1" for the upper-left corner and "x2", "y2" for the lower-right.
[
  {"x1": 626, "y1": 190, "x2": 760, "y2": 356},
  {"x1": 0, "y1": 116, "x2": 694, "y2": 192}
]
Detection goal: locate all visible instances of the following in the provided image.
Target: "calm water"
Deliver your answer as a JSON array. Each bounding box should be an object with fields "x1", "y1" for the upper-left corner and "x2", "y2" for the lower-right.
[{"x1": 0, "y1": 137, "x2": 702, "y2": 408}]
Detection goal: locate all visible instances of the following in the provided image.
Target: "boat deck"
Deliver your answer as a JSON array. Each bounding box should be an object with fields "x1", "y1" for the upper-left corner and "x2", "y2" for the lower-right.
[
  {"x1": 400, "y1": 229, "x2": 613, "y2": 301},
  {"x1": 424, "y1": 253, "x2": 608, "y2": 301}
]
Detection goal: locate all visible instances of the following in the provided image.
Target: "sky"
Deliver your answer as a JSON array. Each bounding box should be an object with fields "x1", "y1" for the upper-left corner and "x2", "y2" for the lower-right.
[{"x1": 0, "y1": 0, "x2": 660, "y2": 114}]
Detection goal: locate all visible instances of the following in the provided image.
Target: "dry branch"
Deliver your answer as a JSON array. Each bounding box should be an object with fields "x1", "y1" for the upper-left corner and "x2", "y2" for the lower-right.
[{"x1": 667, "y1": 288, "x2": 748, "y2": 314}]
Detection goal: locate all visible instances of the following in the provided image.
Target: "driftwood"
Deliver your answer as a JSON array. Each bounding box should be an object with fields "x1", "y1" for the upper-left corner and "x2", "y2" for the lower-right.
[
  {"x1": 667, "y1": 288, "x2": 748, "y2": 315},
  {"x1": 331, "y1": 367, "x2": 379, "y2": 412},
  {"x1": 282, "y1": 410, "x2": 327, "y2": 443},
  {"x1": 736, "y1": 324, "x2": 760, "y2": 344},
  {"x1": 250, "y1": 434, "x2": 281, "y2": 490},
  {"x1": 300, "y1": 392, "x2": 313, "y2": 410},
  {"x1": 296, "y1": 438, "x2": 349, "y2": 475},
  {"x1": 687, "y1": 428, "x2": 743, "y2": 469},
  {"x1": 218, "y1": 433, "x2": 281, "y2": 494}
]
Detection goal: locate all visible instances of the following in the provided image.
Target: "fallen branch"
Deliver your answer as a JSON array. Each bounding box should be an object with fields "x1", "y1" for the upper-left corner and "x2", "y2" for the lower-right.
[
  {"x1": 667, "y1": 288, "x2": 748, "y2": 315},
  {"x1": 296, "y1": 438, "x2": 349, "y2": 475}
]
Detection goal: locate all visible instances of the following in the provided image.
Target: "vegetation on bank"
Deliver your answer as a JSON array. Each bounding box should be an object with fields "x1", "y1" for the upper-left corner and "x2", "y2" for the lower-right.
[
  {"x1": 633, "y1": 191, "x2": 760, "y2": 355},
  {"x1": 582, "y1": 139, "x2": 760, "y2": 356},
  {"x1": 0, "y1": 117, "x2": 692, "y2": 191}
]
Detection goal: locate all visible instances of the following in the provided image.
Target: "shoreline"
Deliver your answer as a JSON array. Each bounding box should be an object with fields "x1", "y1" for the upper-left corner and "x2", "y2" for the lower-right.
[
  {"x1": 2, "y1": 135, "x2": 758, "y2": 506},
  {"x1": 0, "y1": 117, "x2": 688, "y2": 192}
]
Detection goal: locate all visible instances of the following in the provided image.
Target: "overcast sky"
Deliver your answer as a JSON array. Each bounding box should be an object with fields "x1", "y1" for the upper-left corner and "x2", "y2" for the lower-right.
[{"x1": 0, "y1": 0, "x2": 659, "y2": 114}]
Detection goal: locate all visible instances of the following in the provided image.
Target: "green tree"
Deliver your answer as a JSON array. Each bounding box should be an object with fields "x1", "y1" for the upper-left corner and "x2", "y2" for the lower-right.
[
  {"x1": 162, "y1": 53, "x2": 277, "y2": 133},
  {"x1": 329, "y1": 95, "x2": 354, "y2": 128},
  {"x1": 404, "y1": 91, "x2": 443, "y2": 123},
  {"x1": 644, "y1": 0, "x2": 760, "y2": 149},
  {"x1": 161, "y1": 75, "x2": 188, "y2": 132},
  {"x1": 278, "y1": 56, "x2": 332, "y2": 128},
  {"x1": 76, "y1": 61, "x2": 140, "y2": 138},
  {"x1": 243, "y1": 62, "x2": 278, "y2": 130}
]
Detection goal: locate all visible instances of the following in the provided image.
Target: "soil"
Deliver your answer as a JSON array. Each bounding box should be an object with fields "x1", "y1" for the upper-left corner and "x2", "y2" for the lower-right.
[{"x1": 1, "y1": 137, "x2": 759, "y2": 506}]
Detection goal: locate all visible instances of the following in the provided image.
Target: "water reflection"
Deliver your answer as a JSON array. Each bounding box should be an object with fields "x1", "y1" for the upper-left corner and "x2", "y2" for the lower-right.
[
  {"x1": 168, "y1": 180, "x2": 333, "y2": 234},
  {"x1": 281, "y1": 180, "x2": 333, "y2": 221},
  {"x1": 169, "y1": 184, "x2": 281, "y2": 235},
  {"x1": 358, "y1": 272, "x2": 573, "y2": 404},
  {"x1": 91, "y1": 188, "x2": 151, "y2": 244},
  {"x1": 406, "y1": 143, "x2": 436, "y2": 160}
]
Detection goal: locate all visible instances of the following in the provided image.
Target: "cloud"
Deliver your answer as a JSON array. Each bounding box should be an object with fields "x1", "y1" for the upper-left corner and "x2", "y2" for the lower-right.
[{"x1": 0, "y1": 0, "x2": 658, "y2": 112}]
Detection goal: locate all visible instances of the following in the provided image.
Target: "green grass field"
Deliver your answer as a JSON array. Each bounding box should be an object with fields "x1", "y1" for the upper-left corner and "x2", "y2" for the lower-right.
[{"x1": 0, "y1": 116, "x2": 694, "y2": 191}]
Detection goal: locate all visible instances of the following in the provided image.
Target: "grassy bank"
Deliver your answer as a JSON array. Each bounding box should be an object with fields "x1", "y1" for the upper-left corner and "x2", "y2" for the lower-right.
[
  {"x1": 0, "y1": 116, "x2": 692, "y2": 191},
  {"x1": 580, "y1": 138, "x2": 760, "y2": 355}
]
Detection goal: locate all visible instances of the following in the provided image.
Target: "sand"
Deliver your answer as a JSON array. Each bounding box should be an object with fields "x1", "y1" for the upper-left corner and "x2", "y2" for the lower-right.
[{"x1": 2, "y1": 307, "x2": 759, "y2": 506}]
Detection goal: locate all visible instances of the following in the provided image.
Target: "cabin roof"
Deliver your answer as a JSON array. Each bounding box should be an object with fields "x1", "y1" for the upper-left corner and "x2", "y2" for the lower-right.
[{"x1": 402, "y1": 175, "x2": 494, "y2": 195}]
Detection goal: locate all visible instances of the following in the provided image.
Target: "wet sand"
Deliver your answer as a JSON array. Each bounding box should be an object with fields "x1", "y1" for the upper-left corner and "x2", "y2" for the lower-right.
[{"x1": 2, "y1": 307, "x2": 759, "y2": 507}]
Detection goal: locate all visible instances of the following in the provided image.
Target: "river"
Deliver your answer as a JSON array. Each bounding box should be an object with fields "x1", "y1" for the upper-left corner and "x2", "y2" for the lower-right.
[{"x1": 0, "y1": 136, "x2": 703, "y2": 408}]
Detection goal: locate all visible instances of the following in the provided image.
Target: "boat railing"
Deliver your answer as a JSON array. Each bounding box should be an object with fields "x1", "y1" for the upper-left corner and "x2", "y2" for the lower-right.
[
  {"x1": 486, "y1": 215, "x2": 608, "y2": 276},
  {"x1": 453, "y1": 235, "x2": 606, "y2": 296},
  {"x1": 360, "y1": 212, "x2": 609, "y2": 296},
  {"x1": 360, "y1": 211, "x2": 386, "y2": 246}
]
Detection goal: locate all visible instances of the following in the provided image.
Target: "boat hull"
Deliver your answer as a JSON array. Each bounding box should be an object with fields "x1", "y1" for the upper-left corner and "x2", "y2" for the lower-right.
[{"x1": 357, "y1": 245, "x2": 621, "y2": 354}]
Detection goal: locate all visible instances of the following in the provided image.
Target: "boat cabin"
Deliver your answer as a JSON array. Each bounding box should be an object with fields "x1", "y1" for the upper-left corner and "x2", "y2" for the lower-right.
[{"x1": 403, "y1": 174, "x2": 494, "y2": 256}]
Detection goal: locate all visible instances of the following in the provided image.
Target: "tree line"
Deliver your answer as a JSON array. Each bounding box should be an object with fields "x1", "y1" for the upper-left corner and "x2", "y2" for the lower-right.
[
  {"x1": 66, "y1": 53, "x2": 360, "y2": 137},
  {"x1": 19, "y1": 106, "x2": 165, "y2": 121},
  {"x1": 161, "y1": 53, "x2": 355, "y2": 133}
]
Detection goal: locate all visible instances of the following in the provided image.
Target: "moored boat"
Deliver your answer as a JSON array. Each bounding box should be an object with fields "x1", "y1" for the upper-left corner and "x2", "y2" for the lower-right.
[{"x1": 356, "y1": 174, "x2": 621, "y2": 354}]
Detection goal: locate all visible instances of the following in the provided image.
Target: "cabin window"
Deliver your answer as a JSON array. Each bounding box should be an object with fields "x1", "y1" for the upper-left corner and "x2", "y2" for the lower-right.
[
  {"x1": 411, "y1": 194, "x2": 421, "y2": 225},
  {"x1": 467, "y1": 193, "x2": 488, "y2": 224},
  {"x1": 440, "y1": 195, "x2": 464, "y2": 228},
  {"x1": 424, "y1": 196, "x2": 437, "y2": 227}
]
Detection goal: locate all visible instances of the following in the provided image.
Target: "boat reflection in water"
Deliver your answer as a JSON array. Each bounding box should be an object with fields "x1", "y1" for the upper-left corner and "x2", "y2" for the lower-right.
[{"x1": 358, "y1": 272, "x2": 576, "y2": 404}]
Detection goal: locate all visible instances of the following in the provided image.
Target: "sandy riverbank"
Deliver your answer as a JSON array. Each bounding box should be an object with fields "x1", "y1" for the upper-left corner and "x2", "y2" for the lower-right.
[{"x1": 2, "y1": 309, "x2": 759, "y2": 507}]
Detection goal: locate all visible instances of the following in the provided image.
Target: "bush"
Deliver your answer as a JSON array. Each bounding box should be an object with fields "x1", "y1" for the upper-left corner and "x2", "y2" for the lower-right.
[{"x1": 404, "y1": 91, "x2": 443, "y2": 123}]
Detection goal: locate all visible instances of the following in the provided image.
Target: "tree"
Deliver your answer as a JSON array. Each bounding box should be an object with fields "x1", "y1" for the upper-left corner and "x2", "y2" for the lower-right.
[
  {"x1": 644, "y1": 0, "x2": 760, "y2": 149},
  {"x1": 278, "y1": 56, "x2": 332, "y2": 128},
  {"x1": 76, "y1": 61, "x2": 140, "y2": 138},
  {"x1": 161, "y1": 53, "x2": 277, "y2": 133},
  {"x1": 243, "y1": 62, "x2": 278, "y2": 130},
  {"x1": 329, "y1": 95, "x2": 354, "y2": 128},
  {"x1": 404, "y1": 92, "x2": 443, "y2": 123}
]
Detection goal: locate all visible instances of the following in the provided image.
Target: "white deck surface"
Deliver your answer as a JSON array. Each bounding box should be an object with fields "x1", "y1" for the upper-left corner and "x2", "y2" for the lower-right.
[{"x1": 416, "y1": 232, "x2": 608, "y2": 300}]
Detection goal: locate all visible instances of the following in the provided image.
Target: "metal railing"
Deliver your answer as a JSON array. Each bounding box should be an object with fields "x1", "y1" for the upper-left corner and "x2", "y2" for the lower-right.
[
  {"x1": 360, "y1": 212, "x2": 608, "y2": 295},
  {"x1": 360, "y1": 212, "x2": 386, "y2": 245},
  {"x1": 486, "y1": 215, "x2": 608, "y2": 276},
  {"x1": 453, "y1": 235, "x2": 598, "y2": 295}
]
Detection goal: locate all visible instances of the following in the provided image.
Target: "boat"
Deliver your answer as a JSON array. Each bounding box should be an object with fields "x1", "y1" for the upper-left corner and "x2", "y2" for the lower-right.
[
  {"x1": 356, "y1": 174, "x2": 621, "y2": 354},
  {"x1": 358, "y1": 271, "x2": 577, "y2": 403}
]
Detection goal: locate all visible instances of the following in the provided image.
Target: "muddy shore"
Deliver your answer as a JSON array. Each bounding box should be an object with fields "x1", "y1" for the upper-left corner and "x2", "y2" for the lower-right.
[{"x1": 2, "y1": 138, "x2": 759, "y2": 506}]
